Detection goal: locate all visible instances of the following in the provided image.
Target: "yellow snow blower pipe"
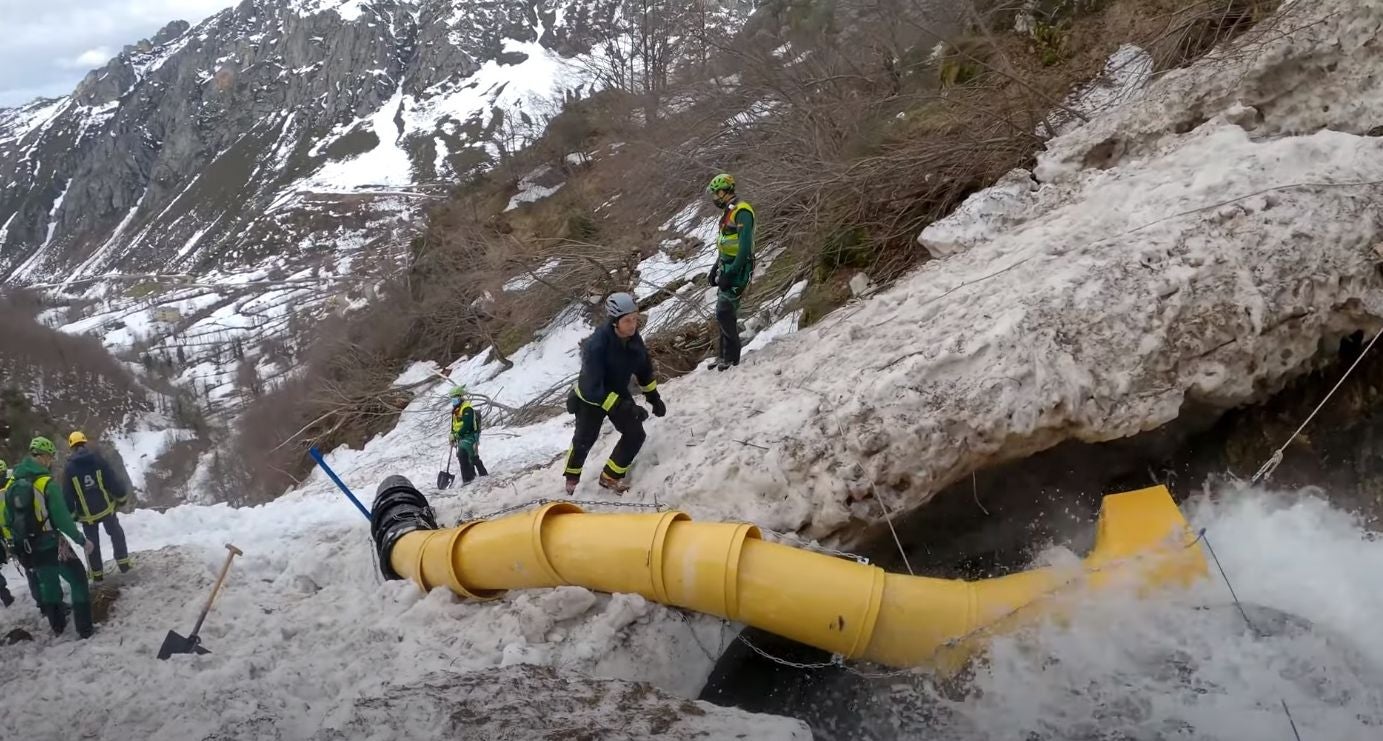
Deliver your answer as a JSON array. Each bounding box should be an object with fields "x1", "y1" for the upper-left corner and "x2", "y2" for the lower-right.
[{"x1": 380, "y1": 483, "x2": 1206, "y2": 671}]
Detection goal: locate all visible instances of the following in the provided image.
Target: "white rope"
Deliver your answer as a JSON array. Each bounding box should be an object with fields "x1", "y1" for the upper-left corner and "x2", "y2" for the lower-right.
[
  {"x1": 871, "y1": 483, "x2": 915, "y2": 576},
  {"x1": 1252, "y1": 329, "x2": 1383, "y2": 484}
]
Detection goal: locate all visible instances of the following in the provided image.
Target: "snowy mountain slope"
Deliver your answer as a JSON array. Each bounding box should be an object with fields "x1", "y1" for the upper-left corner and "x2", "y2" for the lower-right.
[
  {"x1": 11, "y1": 2, "x2": 1383, "y2": 736},
  {"x1": 0, "y1": 0, "x2": 672, "y2": 284}
]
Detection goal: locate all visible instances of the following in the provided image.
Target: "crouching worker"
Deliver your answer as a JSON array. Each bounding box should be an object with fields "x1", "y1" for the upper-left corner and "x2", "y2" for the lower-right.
[
  {"x1": 63, "y1": 431, "x2": 132, "y2": 581},
  {"x1": 5, "y1": 437, "x2": 95, "y2": 638},
  {"x1": 562, "y1": 292, "x2": 666, "y2": 495},
  {"x1": 449, "y1": 387, "x2": 488, "y2": 485}
]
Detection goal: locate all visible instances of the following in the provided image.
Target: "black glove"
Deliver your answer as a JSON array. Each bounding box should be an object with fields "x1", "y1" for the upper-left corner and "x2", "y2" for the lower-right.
[
  {"x1": 707, "y1": 263, "x2": 720, "y2": 287},
  {"x1": 634, "y1": 405, "x2": 650, "y2": 423},
  {"x1": 716, "y1": 271, "x2": 733, "y2": 290},
  {"x1": 649, "y1": 395, "x2": 667, "y2": 418},
  {"x1": 609, "y1": 396, "x2": 637, "y2": 426}
]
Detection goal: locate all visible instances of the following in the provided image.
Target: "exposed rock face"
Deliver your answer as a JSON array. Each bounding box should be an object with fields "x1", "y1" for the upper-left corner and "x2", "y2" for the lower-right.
[{"x1": 0, "y1": 0, "x2": 633, "y2": 282}]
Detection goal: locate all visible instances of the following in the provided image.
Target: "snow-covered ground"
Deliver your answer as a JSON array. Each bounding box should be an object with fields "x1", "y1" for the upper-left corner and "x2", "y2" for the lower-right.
[{"x1": 9, "y1": 0, "x2": 1383, "y2": 737}]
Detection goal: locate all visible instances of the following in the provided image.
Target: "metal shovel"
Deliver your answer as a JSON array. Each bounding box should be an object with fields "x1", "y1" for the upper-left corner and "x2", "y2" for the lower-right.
[
  {"x1": 437, "y1": 445, "x2": 455, "y2": 490},
  {"x1": 157, "y1": 543, "x2": 242, "y2": 660}
]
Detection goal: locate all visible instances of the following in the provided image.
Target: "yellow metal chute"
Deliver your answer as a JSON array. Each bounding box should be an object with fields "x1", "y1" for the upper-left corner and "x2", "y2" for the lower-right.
[{"x1": 381, "y1": 484, "x2": 1206, "y2": 671}]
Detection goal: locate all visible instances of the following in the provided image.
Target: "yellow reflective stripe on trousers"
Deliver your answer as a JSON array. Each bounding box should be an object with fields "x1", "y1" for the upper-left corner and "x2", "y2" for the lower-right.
[
  {"x1": 604, "y1": 458, "x2": 631, "y2": 475},
  {"x1": 563, "y1": 449, "x2": 584, "y2": 476},
  {"x1": 640, "y1": 380, "x2": 658, "y2": 393}
]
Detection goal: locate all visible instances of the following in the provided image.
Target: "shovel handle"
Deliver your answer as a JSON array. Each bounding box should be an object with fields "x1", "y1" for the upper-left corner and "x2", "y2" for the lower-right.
[{"x1": 188, "y1": 543, "x2": 242, "y2": 639}]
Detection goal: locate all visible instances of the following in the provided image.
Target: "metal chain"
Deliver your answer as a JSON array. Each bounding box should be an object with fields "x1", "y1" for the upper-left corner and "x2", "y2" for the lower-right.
[
  {"x1": 757, "y1": 527, "x2": 871, "y2": 565},
  {"x1": 456, "y1": 496, "x2": 667, "y2": 524},
  {"x1": 456, "y1": 499, "x2": 870, "y2": 567}
]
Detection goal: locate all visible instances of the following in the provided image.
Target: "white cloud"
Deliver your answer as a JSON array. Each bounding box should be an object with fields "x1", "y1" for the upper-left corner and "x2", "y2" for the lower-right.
[
  {"x1": 62, "y1": 47, "x2": 114, "y2": 69},
  {"x1": 0, "y1": 0, "x2": 236, "y2": 107}
]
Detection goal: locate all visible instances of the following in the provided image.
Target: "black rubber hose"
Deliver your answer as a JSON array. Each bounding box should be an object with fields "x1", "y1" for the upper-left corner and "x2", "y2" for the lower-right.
[{"x1": 370, "y1": 474, "x2": 438, "y2": 580}]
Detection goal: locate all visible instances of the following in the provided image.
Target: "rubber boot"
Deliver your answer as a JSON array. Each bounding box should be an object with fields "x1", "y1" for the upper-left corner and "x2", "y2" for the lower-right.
[
  {"x1": 42, "y1": 603, "x2": 67, "y2": 635},
  {"x1": 73, "y1": 602, "x2": 94, "y2": 639}
]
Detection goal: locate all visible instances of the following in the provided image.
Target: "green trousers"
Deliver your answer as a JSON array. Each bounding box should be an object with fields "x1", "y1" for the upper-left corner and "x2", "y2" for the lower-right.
[{"x1": 31, "y1": 547, "x2": 90, "y2": 606}]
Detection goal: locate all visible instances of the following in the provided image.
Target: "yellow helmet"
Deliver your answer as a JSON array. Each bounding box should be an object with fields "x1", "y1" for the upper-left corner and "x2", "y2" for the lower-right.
[{"x1": 68, "y1": 431, "x2": 89, "y2": 448}]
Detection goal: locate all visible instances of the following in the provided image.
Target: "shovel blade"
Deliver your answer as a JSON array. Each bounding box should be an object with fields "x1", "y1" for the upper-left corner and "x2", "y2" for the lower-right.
[
  {"x1": 437, "y1": 471, "x2": 455, "y2": 490},
  {"x1": 157, "y1": 630, "x2": 211, "y2": 660}
]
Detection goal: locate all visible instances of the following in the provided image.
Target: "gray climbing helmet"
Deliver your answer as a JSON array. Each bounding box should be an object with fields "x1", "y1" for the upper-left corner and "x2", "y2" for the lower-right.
[{"x1": 605, "y1": 292, "x2": 638, "y2": 319}]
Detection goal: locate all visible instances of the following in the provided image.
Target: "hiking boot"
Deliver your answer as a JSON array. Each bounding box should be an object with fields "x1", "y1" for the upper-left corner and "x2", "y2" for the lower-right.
[
  {"x1": 705, "y1": 358, "x2": 723, "y2": 371},
  {"x1": 564, "y1": 478, "x2": 578, "y2": 496},
  {"x1": 117, "y1": 558, "x2": 133, "y2": 574},
  {"x1": 42, "y1": 603, "x2": 67, "y2": 635},
  {"x1": 598, "y1": 472, "x2": 631, "y2": 494},
  {"x1": 73, "y1": 603, "x2": 94, "y2": 639}
]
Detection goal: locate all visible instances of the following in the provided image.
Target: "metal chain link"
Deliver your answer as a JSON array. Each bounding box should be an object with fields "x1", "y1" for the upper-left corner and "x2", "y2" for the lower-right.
[
  {"x1": 456, "y1": 496, "x2": 667, "y2": 524},
  {"x1": 757, "y1": 527, "x2": 871, "y2": 565},
  {"x1": 459, "y1": 497, "x2": 870, "y2": 564}
]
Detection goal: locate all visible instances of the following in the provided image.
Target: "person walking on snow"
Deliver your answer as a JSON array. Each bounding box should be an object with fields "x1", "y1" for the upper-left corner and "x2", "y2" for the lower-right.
[
  {"x1": 705, "y1": 173, "x2": 756, "y2": 372},
  {"x1": 563, "y1": 292, "x2": 666, "y2": 495},
  {"x1": 449, "y1": 387, "x2": 488, "y2": 485},
  {"x1": 62, "y1": 431, "x2": 132, "y2": 582},
  {"x1": 5, "y1": 437, "x2": 95, "y2": 638}
]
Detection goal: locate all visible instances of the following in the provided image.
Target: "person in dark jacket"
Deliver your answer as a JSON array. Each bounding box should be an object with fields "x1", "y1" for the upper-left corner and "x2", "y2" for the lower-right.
[
  {"x1": 563, "y1": 292, "x2": 667, "y2": 494},
  {"x1": 62, "y1": 431, "x2": 131, "y2": 582}
]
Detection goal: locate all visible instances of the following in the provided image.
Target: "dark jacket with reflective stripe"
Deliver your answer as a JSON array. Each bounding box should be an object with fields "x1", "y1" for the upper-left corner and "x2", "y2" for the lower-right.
[
  {"x1": 62, "y1": 447, "x2": 128, "y2": 524},
  {"x1": 575, "y1": 321, "x2": 657, "y2": 411}
]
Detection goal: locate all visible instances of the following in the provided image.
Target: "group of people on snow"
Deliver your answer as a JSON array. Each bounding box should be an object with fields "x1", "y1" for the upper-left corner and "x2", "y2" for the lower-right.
[
  {"x1": 443, "y1": 174, "x2": 755, "y2": 497},
  {"x1": 559, "y1": 173, "x2": 754, "y2": 495},
  {"x1": 1, "y1": 431, "x2": 133, "y2": 639}
]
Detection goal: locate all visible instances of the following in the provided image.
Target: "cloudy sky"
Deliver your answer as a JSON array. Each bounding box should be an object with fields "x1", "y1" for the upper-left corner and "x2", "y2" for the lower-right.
[{"x1": 0, "y1": 0, "x2": 235, "y2": 108}]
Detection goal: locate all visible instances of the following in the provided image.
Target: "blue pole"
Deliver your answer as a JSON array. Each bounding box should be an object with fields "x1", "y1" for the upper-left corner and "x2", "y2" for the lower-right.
[{"x1": 309, "y1": 447, "x2": 370, "y2": 520}]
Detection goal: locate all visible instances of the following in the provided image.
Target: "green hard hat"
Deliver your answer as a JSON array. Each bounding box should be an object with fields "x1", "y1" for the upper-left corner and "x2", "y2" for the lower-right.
[
  {"x1": 706, "y1": 173, "x2": 735, "y2": 193},
  {"x1": 448, "y1": 386, "x2": 468, "y2": 398},
  {"x1": 29, "y1": 436, "x2": 56, "y2": 456}
]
